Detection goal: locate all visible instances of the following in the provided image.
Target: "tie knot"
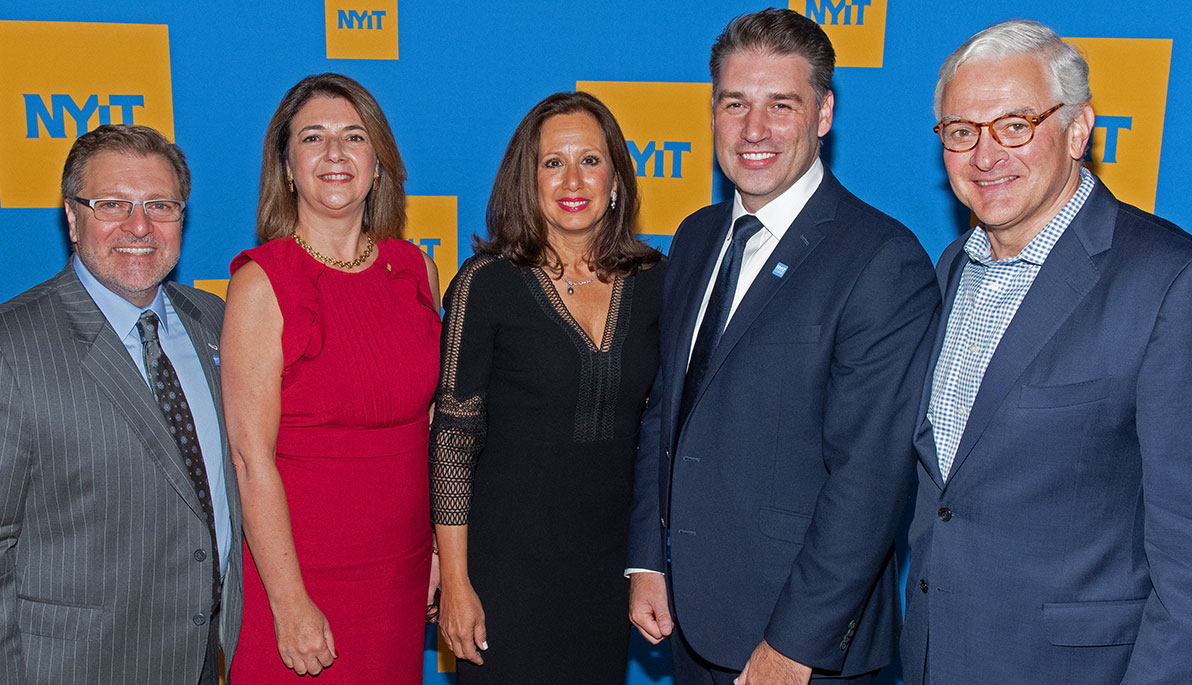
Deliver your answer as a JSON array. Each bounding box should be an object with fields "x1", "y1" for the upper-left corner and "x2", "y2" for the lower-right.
[
  {"x1": 137, "y1": 310, "x2": 160, "y2": 345},
  {"x1": 732, "y1": 214, "x2": 764, "y2": 246}
]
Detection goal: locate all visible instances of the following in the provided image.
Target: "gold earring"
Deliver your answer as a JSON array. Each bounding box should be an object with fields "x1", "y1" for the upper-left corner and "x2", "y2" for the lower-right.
[
  {"x1": 372, "y1": 170, "x2": 380, "y2": 191},
  {"x1": 286, "y1": 175, "x2": 294, "y2": 193}
]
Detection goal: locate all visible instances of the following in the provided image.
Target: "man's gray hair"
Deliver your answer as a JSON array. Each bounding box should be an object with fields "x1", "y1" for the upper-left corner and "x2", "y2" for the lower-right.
[{"x1": 934, "y1": 19, "x2": 1091, "y2": 126}]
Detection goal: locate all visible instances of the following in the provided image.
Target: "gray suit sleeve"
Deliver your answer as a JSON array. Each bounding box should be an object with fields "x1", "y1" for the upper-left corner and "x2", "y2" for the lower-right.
[{"x1": 0, "y1": 351, "x2": 30, "y2": 681}]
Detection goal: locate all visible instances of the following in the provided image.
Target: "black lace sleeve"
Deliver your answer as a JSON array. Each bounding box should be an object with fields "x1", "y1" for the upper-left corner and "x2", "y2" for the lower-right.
[{"x1": 429, "y1": 256, "x2": 497, "y2": 526}]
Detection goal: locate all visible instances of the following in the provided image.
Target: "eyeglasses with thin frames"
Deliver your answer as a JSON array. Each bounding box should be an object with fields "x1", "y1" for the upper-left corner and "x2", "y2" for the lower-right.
[
  {"x1": 933, "y1": 104, "x2": 1064, "y2": 152},
  {"x1": 72, "y1": 196, "x2": 186, "y2": 222}
]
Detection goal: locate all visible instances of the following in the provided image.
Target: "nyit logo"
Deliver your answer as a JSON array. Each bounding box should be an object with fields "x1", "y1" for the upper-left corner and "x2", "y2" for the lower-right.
[
  {"x1": 577, "y1": 81, "x2": 714, "y2": 250},
  {"x1": 0, "y1": 21, "x2": 173, "y2": 208},
  {"x1": 1067, "y1": 36, "x2": 1172, "y2": 212},
  {"x1": 336, "y1": 9, "x2": 388, "y2": 30},
  {"x1": 324, "y1": 1, "x2": 399, "y2": 60},
  {"x1": 627, "y1": 141, "x2": 693, "y2": 179},
  {"x1": 807, "y1": 0, "x2": 871, "y2": 25},
  {"x1": 25, "y1": 94, "x2": 145, "y2": 139},
  {"x1": 794, "y1": 0, "x2": 887, "y2": 68}
]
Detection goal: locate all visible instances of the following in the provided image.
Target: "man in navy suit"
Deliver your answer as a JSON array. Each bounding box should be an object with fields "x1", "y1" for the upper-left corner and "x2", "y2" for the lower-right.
[
  {"x1": 627, "y1": 9, "x2": 938, "y2": 683},
  {"x1": 902, "y1": 19, "x2": 1192, "y2": 683}
]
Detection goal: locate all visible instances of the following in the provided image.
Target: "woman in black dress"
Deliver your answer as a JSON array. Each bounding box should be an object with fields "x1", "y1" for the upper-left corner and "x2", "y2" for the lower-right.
[{"x1": 431, "y1": 91, "x2": 664, "y2": 683}]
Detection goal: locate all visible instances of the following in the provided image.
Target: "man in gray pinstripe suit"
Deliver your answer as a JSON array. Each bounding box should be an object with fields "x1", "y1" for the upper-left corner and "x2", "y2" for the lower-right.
[{"x1": 0, "y1": 125, "x2": 242, "y2": 684}]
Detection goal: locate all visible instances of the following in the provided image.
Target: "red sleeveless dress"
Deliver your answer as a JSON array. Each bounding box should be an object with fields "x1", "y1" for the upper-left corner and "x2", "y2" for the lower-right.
[{"x1": 229, "y1": 237, "x2": 440, "y2": 683}]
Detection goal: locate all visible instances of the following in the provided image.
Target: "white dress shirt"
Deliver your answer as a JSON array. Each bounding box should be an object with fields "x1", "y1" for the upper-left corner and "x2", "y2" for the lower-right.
[{"x1": 688, "y1": 157, "x2": 825, "y2": 366}]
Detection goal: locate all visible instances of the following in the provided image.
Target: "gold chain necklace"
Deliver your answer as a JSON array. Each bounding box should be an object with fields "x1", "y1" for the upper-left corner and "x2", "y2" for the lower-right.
[{"x1": 291, "y1": 231, "x2": 375, "y2": 270}]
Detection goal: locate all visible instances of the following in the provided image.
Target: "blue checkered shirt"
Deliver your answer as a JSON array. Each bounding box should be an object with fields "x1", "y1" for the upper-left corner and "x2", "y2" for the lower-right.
[{"x1": 929, "y1": 167, "x2": 1095, "y2": 480}]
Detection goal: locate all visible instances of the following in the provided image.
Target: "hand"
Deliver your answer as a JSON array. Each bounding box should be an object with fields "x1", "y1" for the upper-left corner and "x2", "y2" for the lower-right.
[
  {"x1": 735, "y1": 640, "x2": 811, "y2": 685},
  {"x1": 628, "y1": 572, "x2": 673, "y2": 644},
  {"x1": 439, "y1": 579, "x2": 488, "y2": 665},
  {"x1": 273, "y1": 597, "x2": 337, "y2": 676}
]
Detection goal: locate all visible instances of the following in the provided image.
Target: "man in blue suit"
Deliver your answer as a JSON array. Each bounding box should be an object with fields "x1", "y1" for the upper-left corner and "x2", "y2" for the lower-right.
[
  {"x1": 902, "y1": 19, "x2": 1192, "y2": 683},
  {"x1": 627, "y1": 9, "x2": 938, "y2": 684}
]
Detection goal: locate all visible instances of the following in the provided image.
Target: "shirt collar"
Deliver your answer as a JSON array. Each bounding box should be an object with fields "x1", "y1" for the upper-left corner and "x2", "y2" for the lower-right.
[
  {"x1": 964, "y1": 166, "x2": 1096, "y2": 267},
  {"x1": 72, "y1": 255, "x2": 169, "y2": 339},
  {"x1": 731, "y1": 157, "x2": 824, "y2": 242}
]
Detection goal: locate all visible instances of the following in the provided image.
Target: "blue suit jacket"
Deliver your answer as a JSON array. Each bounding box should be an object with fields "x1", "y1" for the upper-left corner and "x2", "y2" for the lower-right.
[
  {"x1": 627, "y1": 169, "x2": 938, "y2": 674},
  {"x1": 902, "y1": 179, "x2": 1192, "y2": 683}
]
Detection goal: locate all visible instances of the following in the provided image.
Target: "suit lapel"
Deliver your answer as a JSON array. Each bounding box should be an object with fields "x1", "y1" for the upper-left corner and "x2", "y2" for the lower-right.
[
  {"x1": 942, "y1": 182, "x2": 1116, "y2": 486},
  {"x1": 685, "y1": 174, "x2": 835, "y2": 414},
  {"x1": 915, "y1": 242, "x2": 968, "y2": 490},
  {"x1": 59, "y1": 268, "x2": 206, "y2": 516},
  {"x1": 665, "y1": 203, "x2": 732, "y2": 439}
]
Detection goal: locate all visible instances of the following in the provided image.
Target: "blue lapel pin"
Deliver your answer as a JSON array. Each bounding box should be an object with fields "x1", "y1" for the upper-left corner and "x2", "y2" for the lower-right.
[{"x1": 772, "y1": 262, "x2": 789, "y2": 278}]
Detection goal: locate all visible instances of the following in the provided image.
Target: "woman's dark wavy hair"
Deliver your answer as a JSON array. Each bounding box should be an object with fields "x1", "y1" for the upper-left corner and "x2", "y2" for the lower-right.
[{"x1": 478, "y1": 91, "x2": 660, "y2": 279}]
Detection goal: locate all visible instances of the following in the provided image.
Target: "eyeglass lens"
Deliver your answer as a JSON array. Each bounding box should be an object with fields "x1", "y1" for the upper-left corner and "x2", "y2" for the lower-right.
[
  {"x1": 940, "y1": 115, "x2": 1036, "y2": 151},
  {"x1": 90, "y1": 199, "x2": 184, "y2": 221}
]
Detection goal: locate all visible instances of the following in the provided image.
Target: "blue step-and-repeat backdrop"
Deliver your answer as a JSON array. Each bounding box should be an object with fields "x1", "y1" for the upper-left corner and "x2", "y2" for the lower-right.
[{"x1": 1, "y1": 2, "x2": 1188, "y2": 683}]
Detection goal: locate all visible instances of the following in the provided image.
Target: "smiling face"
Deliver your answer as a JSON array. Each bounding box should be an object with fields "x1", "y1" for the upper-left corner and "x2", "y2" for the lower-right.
[
  {"x1": 65, "y1": 150, "x2": 183, "y2": 307},
  {"x1": 712, "y1": 49, "x2": 833, "y2": 214},
  {"x1": 536, "y1": 111, "x2": 616, "y2": 243},
  {"x1": 940, "y1": 54, "x2": 1094, "y2": 256},
  {"x1": 286, "y1": 96, "x2": 377, "y2": 224}
]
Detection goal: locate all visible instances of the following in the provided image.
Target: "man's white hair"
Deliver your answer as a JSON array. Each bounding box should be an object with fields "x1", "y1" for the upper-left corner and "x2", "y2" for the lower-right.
[{"x1": 934, "y1": 19, "x2": 1091, "y2": 126}]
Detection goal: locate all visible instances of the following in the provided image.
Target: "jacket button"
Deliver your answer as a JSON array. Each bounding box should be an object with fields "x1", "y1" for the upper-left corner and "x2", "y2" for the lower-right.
[
  {"x1": 192, "y1": 613, "x2": 206, "y2": 626},
  {"x1": 193, "y1": 549, "x2": 207, "y2": 562},
  {"x1": 938, "y1": 507, "x2": 952, "y2": 521},
  {"x1": 919, "y1": 579, "x2": 928, "y2": 593}
]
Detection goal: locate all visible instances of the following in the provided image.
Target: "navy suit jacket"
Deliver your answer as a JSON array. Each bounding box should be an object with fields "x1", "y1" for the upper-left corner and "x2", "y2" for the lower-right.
[
  {"x1": 628, "y1": 169, "x2": 938, "y2": 674},
  {"x1": 902, "y1": 179, "x2": 1192, "y2": 683}
]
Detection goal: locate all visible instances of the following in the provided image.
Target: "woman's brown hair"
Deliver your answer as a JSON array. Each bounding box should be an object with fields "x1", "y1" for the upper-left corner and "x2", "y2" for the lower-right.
[
  {"x1": 257, "y1": 73, "x2": 407, "y2": 242},
  {"x1": 479, "y1": 91, "x2": 660, "y2": 279}
]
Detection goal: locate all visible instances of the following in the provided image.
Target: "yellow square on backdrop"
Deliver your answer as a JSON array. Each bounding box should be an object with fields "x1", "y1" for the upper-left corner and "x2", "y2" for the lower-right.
[
  {"x1": 325, "y1": 1, "x2": 399, "y2": 60},
  {"x1": 577, "y1": 81, "x2": 714, "y2": 238},
  {"x1": 794, "y1": 0, "x2": 887, "y2": 68},
  {"x1": 0, "y1": 20, "x2": 174, "y2": 208},
  {"x1": 1067, "y1": 37, "x2": 1171, "y2": 213},
  {"x1": 406, "y1": 195, "x2": 459, "y2": 297}
]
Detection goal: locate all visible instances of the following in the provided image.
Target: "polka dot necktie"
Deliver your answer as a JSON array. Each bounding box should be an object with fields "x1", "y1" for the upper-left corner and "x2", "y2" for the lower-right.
[{"x1": 137, "y1": 310, "x2": 221, "y2": 600}]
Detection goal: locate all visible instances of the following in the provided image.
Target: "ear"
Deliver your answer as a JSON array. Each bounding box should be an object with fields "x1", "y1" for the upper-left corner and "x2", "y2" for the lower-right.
[
  {"x1": 64, "y1": 199, "x2": 80, "y2": 244},
  {"x1": 817, "y1": 90, "x2": 835, "y2": 138},
  {"x1": 1066, "y1": 103, "x2": 1095, "y2": 161}
]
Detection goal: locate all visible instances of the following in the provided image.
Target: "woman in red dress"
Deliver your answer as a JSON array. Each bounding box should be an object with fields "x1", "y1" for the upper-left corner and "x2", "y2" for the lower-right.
[{"x1": 222, "y1": 73, "x2": 440, "y2": 682}]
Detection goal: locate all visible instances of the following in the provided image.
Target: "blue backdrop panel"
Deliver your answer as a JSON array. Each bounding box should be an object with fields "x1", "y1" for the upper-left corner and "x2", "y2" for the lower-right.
[{"x1": 1, "y1": 2, "x2": 1188, "y2": 683}]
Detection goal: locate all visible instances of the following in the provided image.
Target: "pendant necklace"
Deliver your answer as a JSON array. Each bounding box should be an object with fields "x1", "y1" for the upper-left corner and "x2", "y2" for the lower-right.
[{"x1": 560, "y1": 275, "x2": 597, "y2": 295}]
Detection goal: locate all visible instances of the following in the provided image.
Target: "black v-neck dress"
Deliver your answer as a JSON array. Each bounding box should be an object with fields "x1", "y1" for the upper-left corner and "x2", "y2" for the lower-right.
[{"x1": 431, "y1": 254, "x2": 665, "y2": 684}]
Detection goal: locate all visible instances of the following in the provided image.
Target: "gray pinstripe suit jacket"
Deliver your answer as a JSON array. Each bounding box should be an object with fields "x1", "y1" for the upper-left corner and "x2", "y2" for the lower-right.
[{"x1": 0, "y1": 261, "x2": 243, "y2": 684}]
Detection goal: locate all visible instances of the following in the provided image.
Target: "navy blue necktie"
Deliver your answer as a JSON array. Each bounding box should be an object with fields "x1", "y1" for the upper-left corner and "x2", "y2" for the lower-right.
[{"x1": 678, "y1": 214, "x2": 764, "y2": 429}]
